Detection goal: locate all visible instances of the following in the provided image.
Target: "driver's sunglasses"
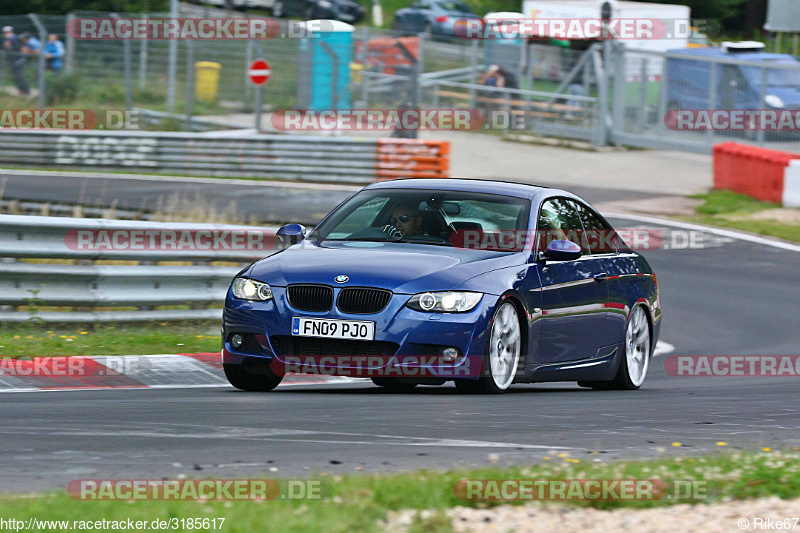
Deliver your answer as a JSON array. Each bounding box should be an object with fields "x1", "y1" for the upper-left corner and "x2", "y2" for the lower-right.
[{"x1": 392, "y1": 215, "x2": 417, "y2": 224}]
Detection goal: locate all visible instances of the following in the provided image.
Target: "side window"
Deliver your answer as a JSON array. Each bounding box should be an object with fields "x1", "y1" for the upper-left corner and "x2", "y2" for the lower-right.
[
  {"x1": 537, "y1": 198, "x2": 585, "y2": 253},
  {"x1": 576, "y1": 202, "x2": 617, "y2": 254}
]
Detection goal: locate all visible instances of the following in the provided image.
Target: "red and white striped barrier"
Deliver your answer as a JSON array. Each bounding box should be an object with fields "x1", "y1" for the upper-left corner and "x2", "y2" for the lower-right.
[
  {"x1": 0, "y1": 353, "x2": 357, "y2": 393},
  {"x1": 713, "y1": 142, "x2": 800, "y2": 207}
]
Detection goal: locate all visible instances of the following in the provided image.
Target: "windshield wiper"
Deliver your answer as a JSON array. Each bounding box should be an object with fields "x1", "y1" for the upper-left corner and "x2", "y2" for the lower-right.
[
  {"x1": 329, "y1": 237, "x2": 400, "y2": 243},
  {"x1": 393, "y1": 239, "x2": 453, "y2": 246}
]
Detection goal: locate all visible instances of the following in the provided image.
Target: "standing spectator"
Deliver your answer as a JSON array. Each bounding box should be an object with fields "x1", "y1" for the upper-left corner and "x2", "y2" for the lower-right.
[
  {"x1": 2, "y1": 26, "x2": 29, "y2": 95},
  {"x1": 21, "y1": 33, "x2": 41, "y2": 57},
  {"x1": 44, "y1": 34, "x2": 64, "y2": 74}
]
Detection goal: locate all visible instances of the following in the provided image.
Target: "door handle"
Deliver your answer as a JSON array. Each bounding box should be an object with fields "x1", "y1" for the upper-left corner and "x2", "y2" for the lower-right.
[{"x1": 594, "y1": 272, "x2": 608, "y2": 282}]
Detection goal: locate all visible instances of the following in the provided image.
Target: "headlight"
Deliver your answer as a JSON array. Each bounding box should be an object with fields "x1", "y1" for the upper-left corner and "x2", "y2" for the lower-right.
[
  {"x1": 406, "y1": 291, "x2": 482, "y2": 312},
  {"x1": 765, "y1": 95, "x2": 784, "y2": 109},
  {"x1": 318, "y1": 0, "x2": 332, "y2": 7},
  {"x1": 232, "y1": 278, "x2": 273, "y2": 301}
]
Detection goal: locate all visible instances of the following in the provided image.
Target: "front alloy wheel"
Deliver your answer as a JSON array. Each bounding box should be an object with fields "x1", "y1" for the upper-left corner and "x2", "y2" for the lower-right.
[
  {"x1": 456, "y1": 301, "x2": 521, "y2": 394},
  {"x1": 612, "y1": 305, "x2": 651, "y2": 389}
]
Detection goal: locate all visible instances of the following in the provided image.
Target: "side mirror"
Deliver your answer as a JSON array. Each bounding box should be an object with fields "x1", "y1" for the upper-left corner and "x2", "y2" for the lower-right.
[
  {"x1": 541, "y1": 239, "x2": 582, "y2": 262},
  {"x1": 276, "y1": 223, "x2": 306, "y2": 245}
]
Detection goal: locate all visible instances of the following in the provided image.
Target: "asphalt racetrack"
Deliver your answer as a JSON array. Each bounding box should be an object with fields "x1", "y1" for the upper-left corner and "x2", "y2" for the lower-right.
[{"x1": 1, "y1": 208, "x2": 798, "y2": 492}]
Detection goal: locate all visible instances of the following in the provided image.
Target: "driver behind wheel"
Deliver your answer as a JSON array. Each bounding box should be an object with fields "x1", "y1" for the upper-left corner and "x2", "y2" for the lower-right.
[{"x1": 390, "y1": 202, "x2": 424, "y2": 238}]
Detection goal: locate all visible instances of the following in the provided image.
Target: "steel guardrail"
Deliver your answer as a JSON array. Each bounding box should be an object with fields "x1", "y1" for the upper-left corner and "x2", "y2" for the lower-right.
[
  {"x1": 0, "y1": 214, "x2": 280, "y2": 323},
  {"x1": 0, "y1": 130, "x2": 451, "y2": 182}
]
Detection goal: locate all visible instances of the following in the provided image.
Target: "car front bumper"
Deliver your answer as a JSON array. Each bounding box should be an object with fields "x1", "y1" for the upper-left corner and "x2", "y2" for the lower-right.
[{"x1": 222, "y1": 287, "x2": 498, "y2": 379}]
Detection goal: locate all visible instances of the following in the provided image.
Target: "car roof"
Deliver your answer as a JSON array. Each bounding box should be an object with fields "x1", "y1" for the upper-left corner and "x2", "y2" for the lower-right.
[
  {"x1": 667, "y1": 48, "x2": 794, "y2": 62},
  {"x1": 365, "y1": 178, "x2": 561, "y2": 200}
]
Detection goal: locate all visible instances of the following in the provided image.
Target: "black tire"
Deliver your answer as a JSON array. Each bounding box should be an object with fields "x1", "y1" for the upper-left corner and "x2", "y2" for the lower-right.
[
  {"x1": 224, "y1": 363, "x2": 283, "y2": 392},
  {"x1": 371, "y1": 377, "x2": 417, "y2": 391}
]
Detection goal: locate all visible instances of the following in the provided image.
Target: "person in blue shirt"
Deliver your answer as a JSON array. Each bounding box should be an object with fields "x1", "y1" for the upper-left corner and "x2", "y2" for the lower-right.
[
  {"x1": 44, "y1": 34, "x2": 64, "y2": 74},
  {"x1": 21, "y1": 33, "x2": 41, "y2": 56}
]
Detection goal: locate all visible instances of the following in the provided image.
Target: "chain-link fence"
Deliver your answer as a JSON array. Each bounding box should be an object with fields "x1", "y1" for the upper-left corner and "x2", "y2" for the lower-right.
[
  {"x1": 609, "y1": 44, "x2": 800, "y2": 153},
  {"x1": 2, "y1": 11, "x2": 799, "y2": 152}
]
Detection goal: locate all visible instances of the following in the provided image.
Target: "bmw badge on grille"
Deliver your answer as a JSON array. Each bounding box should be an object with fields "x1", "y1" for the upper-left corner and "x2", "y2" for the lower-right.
[{"x1": 334, "y1": 275, "x2": 349, "y2": 283}]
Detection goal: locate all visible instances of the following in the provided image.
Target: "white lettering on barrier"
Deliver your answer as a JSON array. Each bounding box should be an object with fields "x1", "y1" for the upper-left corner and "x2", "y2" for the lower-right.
[{"x1": 55, "y1": 136, "x2": 157, "y2": 167}]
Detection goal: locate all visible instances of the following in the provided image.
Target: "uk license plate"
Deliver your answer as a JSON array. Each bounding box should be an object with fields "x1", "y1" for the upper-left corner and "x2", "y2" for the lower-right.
[{"x1": 291, "y1": 317, "x2": 375, "y2": 340}]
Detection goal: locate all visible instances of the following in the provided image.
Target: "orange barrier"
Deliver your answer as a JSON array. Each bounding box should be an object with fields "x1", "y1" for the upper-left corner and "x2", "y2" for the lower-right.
[
  {"x1": 375, "y1": 139, "x2": 450, "y2": 180},
  {"x1": 355, "y1": 37, "x2": 419, "y2": 75},
  {"x1": 713, "y1": 142, "x2": 800, "y2": 204}
]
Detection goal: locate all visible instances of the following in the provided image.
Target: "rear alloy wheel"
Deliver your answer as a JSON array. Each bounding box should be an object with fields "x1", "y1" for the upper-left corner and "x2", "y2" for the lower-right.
[
  {"x1": 455, "y1": 301, "x2": 521, "y2": 394},
  {"x1": 579, "y1": 305, "x2": 651, "y2": 390},
  {"x1": 272, "y1": 0, "x2": 284, "y2": 17},
  {"x1": 224, "y1": 363, "x2": 283, "y2": 392},
  {"x1": 371, "y1": 377, "x2": 418, "y2": 391}
]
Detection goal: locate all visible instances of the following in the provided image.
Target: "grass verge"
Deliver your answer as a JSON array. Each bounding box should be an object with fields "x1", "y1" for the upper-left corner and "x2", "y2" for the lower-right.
[
  {"x1": 0, "y1": 451, "x2": 797, "y2": 532},
  {"x1": 686, "y1": 190, "x2": 800, "y2": 243},
  {"x1": 0, "y1": 322, "x2": 219, "y2": 357}
]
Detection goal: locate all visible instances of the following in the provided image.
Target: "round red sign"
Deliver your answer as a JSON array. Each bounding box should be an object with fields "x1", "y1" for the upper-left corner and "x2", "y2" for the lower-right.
[{"x1": 248, "y1": 59, "x2": 271, "y2": 86}]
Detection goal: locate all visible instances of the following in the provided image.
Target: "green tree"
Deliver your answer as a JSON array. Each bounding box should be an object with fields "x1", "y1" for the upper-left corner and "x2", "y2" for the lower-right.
[
  {"x1": 0, "y1": 0, "x2": 169, "y2": 15},
  {"x1": 643, "y1": 0, "x2": 750, "y2": 33}
]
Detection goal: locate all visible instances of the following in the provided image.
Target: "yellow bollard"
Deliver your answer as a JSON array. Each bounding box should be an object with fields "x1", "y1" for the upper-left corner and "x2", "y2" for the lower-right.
[{"x1": 195, "y1": 61, "x2": 222, "y2": 103}]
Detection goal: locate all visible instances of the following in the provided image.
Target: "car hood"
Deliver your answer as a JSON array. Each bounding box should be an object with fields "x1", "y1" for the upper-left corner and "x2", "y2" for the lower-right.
[{"x1": 245, "y1": 240, "x2": 522, "y2": 294}]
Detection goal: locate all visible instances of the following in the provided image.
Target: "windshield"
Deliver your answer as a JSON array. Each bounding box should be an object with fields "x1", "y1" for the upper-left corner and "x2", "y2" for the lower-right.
[
  {"x1": 741, "y1": 58, "x2": 800, "y2": 88},
  {"x1": 310, "y1": 188, "x2": 530, "y2": 250},
  {"x1": 437, "y1": 1, "x2": 473, "y2": 13}
]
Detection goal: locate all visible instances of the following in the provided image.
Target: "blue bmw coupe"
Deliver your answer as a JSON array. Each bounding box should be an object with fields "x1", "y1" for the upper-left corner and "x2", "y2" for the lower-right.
[{"x1": 222, "y1": 179, "x2": 661, "y2": 393}]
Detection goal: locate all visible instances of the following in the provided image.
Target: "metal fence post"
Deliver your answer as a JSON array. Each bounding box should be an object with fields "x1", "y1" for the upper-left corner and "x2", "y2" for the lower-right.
[
  {"x1": 360, "y1": 26, "x2": 369, "y2": 108},
  {"x1": 594, "y1": 45, "x2": 610, "y2": 146},
  {"x1": 525, "y1": 43, "x2": 534, "y2": 130},
  {"x1": 167, "y1": 0, "x2": 178, "y2": 112},
  {"x1": 469, "y1": 39, "x2": 478, "y2": 109},
  {"x1": 185, "y1": 40, "x2": 195, "y2": 131},
  {"x1": 636, "y1": 58, "x2": 648, "y2": 133},
  {"x1": 244, "y1": 39, "x2": 253, "y2": 101},
  {"x1": 757, "y1": 66, "x2": 767, "y2": 146},
  {"x1": 65, "y1": 12, "x2": 75, "y2": 75},
  {"x1": 27, "y1": 14, "x2": 47, "y2": 109},
  {"x1": 707, "y1": 62, "x2": 717, "y2": 146},
  {"x1": 111, "y1": 14, "x2": 133, "y2": 112},
  {"x1": 138, "y1": 15, "x2": 148, "y2": 91},
  {"x1": 611, "y1": 43, "x2": 626, "y2": 146},
  {"x1": 657, "y1": 53, "x2": 669, "y2": 133}
]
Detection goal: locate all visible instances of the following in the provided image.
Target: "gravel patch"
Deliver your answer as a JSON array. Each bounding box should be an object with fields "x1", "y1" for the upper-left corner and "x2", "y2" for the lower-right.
[{"x1": 384, "y1": 496, "x2": 800, "y2": 532}]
